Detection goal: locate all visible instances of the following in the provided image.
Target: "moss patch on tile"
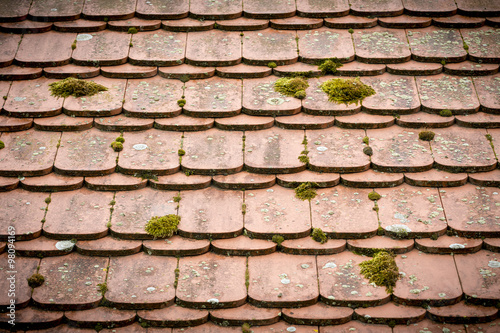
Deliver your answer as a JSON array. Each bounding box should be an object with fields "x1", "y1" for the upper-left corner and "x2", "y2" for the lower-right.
[
  {"x1": 311, "y1": 228, "x2": 328, "y2": 244},
  {"x1": 318, "y1": 58, "x2": 343, "y2": 75},
  {"x1": 27, "y1": 273, "x2": 45, "y2": 288},
  {"x1": 49, "y1": 77, "x2": 108, "y2": 98},
  {"x1": 359, "y1": 250, "x2": 399, "y2": 294},
  {"x1": 145, "y1": 214, "x2": 180, "y2": 238},
  {"x1": 320, "y1": 77, "x2": 375, "y2": 105},
  {"x1": 295, "y1": 182, "x2": 318, "y2": 201},
  {"x1": 274, "y1": 77, "x2": 309, "y2": 99}
]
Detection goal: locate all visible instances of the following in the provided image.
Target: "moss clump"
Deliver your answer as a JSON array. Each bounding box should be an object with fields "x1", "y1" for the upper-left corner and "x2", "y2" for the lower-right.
[
  {"x1": 45, "y1": 197, "x2": 51, "y2": 204},
  {"x1": 359, "y1": 251, "x2": 399, "y2": 293},
  {"x1": 294, "y1": 90, "x2": 307, "y2": 100},
  {"x1": 115, "y1": 136, "x2": 125, "y2": 143},
  {"x1": 320, "y1": 77, "x2": 375, "y2": 105},
  {"x1": 274, "y1": 77, "x2": 309, "y2": 98},
  {"x1": 318, "y1": 58, "x2": 343, "y2": 75},
  {"x1": 145, "y1": 214, "x2": 180, "y2": 238},
  {"x1": 362, "y1": 136, "x2": 370, "y2": 145},
  {"x1": 267, "y1": 62, "x2": 277, "y2": 69},
  {"x1": 0, "y1": 140, "x2": 5, "y2": 150},
  {"x1": 128, "y1": 27, "x2": 138, "y2": 34},
  {"x1": 178, "y1": 149, "x2": 186, "y2": 156},
  {"x1": 173, "y1": 193, "x2": 181, "y2": 203},
  {"x1": 177, "y1": 99, "x2": 186, "y2": 107},
  {"x1": 419, "y1": 130, "x2": 435, "y2": 141},
  {"x1": 440, "y1": 109, "x2": 452, "y2": 117},
  {"x1": 311, "y1": 228, "x2": 328, "y2": 244},
  {"x1": 363, "y1": 146, "x2": 373, "y2": 156},
  {"x1": 49, "y1": 77, "x2": 108, "y2": 98},
  {"x1": 71, "y1": 40, "x2": 77, "y2": 50},
  {"x1": 27, "y1": 273, "x2": 45, "y2": 288},
  {"x1": 134, "y1": 170, "x2": 158, "y2": 181},
  {"x1": 295, "y1": 182, "x2": 318, "y2": 201},
  {"x1": 97, "y1": 282, "x2": 108, "y2": 295},
  {"x1": 110, "y1": 141, "x2": 123, "y2": 152},
  {"x1": 348, "y1": 28, "x2": 354, "y2": 34},
  {"x1": 368, "y1": 191, "x2": 381, "y2": 201},
  {"x1": 441, "y1": 59, "x2": 446, "y2": 66},
  {"x1": 272, "y1": 235, "x2": 285, "y2": 247},
  {"x1": 242, "y1": 323, "x2": 252, "y2": 333}
]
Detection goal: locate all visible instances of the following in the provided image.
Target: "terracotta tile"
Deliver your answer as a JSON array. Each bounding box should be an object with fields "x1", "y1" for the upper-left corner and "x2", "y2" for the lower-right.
[
  {"x1": 469, "y1": 169, "x2": 500, "y2": 187},
  {"x1": 150, "y1": 173, "x2": 211, "y2": 190},
  {"x1": 63, "y1": 77, "x2": 126, "y2": 117},
  {"x1": 270, "y1": 17, "x2": 323, "y2": 30},
  {"x1": 211, "y1": 303, "x2": 279, "y2": 325},
  {"x1": 245, "y1": 128, "x2": 306, "y2": 173},
  {"x1": 248, "y1": 252, "x2": 318, "y2": 307},
  {"x1": 20, "y1": 174, "x2": 83, "y2": 192},
  {"x1": 324, "y1": 16, "x2": 378, "y2": 29},
  {"x1": 4, "y1": 78, "x2": 63, "y2": 118},
  {"x1": 123, "y1": 78, "x2": 182, "y2": 118},
  {"x1": 43, "y1": 188, "x2": 112, "y2": 239},
  {"x1": 65, "y1": 307, "x2": 135, "y2": 328},
  {"x1": 137, "y1": 305, "x2": 208, "y2": 327},
  {"x1": 459, "y1": 319, "x2": 499, "y2": 333},
  {"x1": 0, "y1": 176, "x2": 18, "y2": 191},
  {"x1": 432, "y1": 127, "x2": 496, "y2": 172},
  {"x1": 368, "y1": 128, "x2": 434, "y2": 172},
  {"x1": 242, "y1": 79, "x2": 303, "y2": 116},
  {"x1": 162, "y1": 18, "x2": 215, "y2": 32},
  {"x1": 320, "y1": 321, "x2": 392, "y2": 332},
  {"x1": 136, "y1": 0, "x2": 189, "y2": 20},
  {"x1": 283, "y1": 303, "x2": 353, "y2": 325},
  {"x1": 353, "y1": 27, "x2": 411, "y2": 64},
  {"x1": 0, "y1": 130, "x2": 59, "y2": 176},
  {"x1": 182, "y1": 128, "x2": 243, "y2": 175},
  {"x1": 297, "y1": 28, "x2": 354, "y2": 63},
  {"x1": 456, "y1": 0, "x2": 500, "y2": 16},
  {"x1": 54, "y1": 129, "x2": 118, "y2": 176},
  {"x1": 0, "y1": 33, "x2": 21, "y2": 67},
  {"x1": 317, "y1": 252, "x2": 390, "y2": 307},
  {"x1": 158, "y1": 64, "x2": 215, "y2": 80},
  {"x1": 106, "y1": 253, "x2": 176, "y2": 309},
  {"x1": 349, "y1": 0, "x2": 404, "y2": 16},
  {"x1": 378, "y1": 185, "x2": 448, "y2": 237},
  {"x1": 0, "y1": 189, "x2": 47, "y2": 240},
  {"x1": 404, "y1": 169, "x2": 467, "y2": 187},
  {"x1": 277, "y1": 170, "x2": 340, "y2": 188},
  {"x1": 273, "y1": 62, "x2": 322, "y2": 77},
  {"x1": 386, "y1": 61, "x2": 443, "y2": 76},
  {"x1": 183, "y1": 77, "x2": 241, "y2": 117},
  {"x1": 211, "y1": 236, "x2": 276, "y2": 256},
  {"x1": 82, "y1": 0, "x2": 136, "y2": 20},
  {"x1": 296, "y1": 0, "x2": 349, "y2": 18},
  {"x1": 393, "y1": 319, "x2": 466, "y2": 333},
  {"x1": 378, "y1": 16, "x2": 432, "y2": 29},
  {"x1": 0, "y1": 21, "x2": 53, "y2": 34},
  {"x1": 0, "y1": 116, "x2": 34, "y2": 132},
  {"x1": 94, "y1": 116, "x2": 154, "y2": 131},
  {"x1": 213, "y1": 172, "x2": 275, "y2": 190},
  {"x1": 486, "y1": 17, "x2": 500, "y2": 27},
  {"x1": 462, "y1": 27, "x2": 500, "y2": 63},
  {"x1": 0, "y1": 65, "x2": 42, "y2": 80},
  {"x1": 243, "y1": 0, "x2": 295, "y2": 19},
  {"x1": 178, "y1": 187, "x2": 243, "y2": 238},
  {"x1": 32, "y1": 325, "x2": 96, "y2": 332},
  {"x1": 186, "y1": 30, "x2": 241, "y2": 67},
  {"x1": 53, "y1": 20, "x2": 107, "y2": 33},
  {"x1": 85, "y1": 173, "x2": 148, "y2": 191},
  {"x1": 416, "y1": 74, "x2": 479, "y2": 114},
  {"x1": 355, "y1": 302, "x2": 426, "y2": 324},
  {"x1": 117, "y1": 130, "x2": 181, "y2": 175},
  {"x1": 245, "y1": 186, "x2": 311, "y2": 239},
  {"x1": 336, "y1": 62, "x2": 386, "y2": 76},
  {"x1": 473, "y1": 74, "x2": 500, "y2": 114},
  {"x1": 72, "y1": 31, "x2": 130, "y2": 66},
  {"x1": 427, "y1": 301, "x2": 498, "y2": 324},
  {"x1": 253, "y1": 323, "x2": 319, "y2": 332},
  {"x1": 396, "y1": 112, "x2": 454, "y2": 128},
  {"x1": 143, "y1": 235, "x2": 210, "y2": 256},
  {"x1": 216, "y1": 63, "x2": 272, "y2": 79},
  {"x1": 129, "y1": 30, "x2": 186, "y2": 66},
  {"x1": 0, "y1": 255, "x2": 38, "y2": 309},
  {"x1": 217, "y1": 17, "x2": 269, "y2": 31},
  {"x1": 434, "y1": 15, "x2": 485, "y2": 28},
  {"x1": 177, "y1": 253, "x2": 247, "y2": 308},
  {"x1": 456, "y1": 113, "x2": 500, "y2": 128},
  {"x1": 215, "y1": 114, "x2": 274, "y2": 131},
  {"x1": 190, "y1": 0, "x2": 242, "y2": 19},
  {"x1": 111, "y1": 188, "x2": 177, "y2": 239},
  {"x1": 243, "y1": 29, "x2": 298, "y2": 66},
  {"x1": 302, "y1": 77, "x2": 360, "y2": 116},
  {"x1": 0, "y1": 0, "x2": 31, "y2": 22},
  {"x1": 100, "y1": 64, "x2": 157, "y2": 79},
  {"x1": 415, "y1": 235, "x2": 482, "y2": 254},
  {"x1": 403, "y1": 0, "x2": 457, "y2": 16},
  {"x1": 483, "y1": 238, "x2": 500, "y2": 252},
  {"x1": 76, "y1": 237, "x2": 141, "y2": 256},
  {"x1": 32, "y1": 253, "x2": 108, "y2": 310},
  {"x1": 336, "y1": 113, "x2": 394, "y2": 129},
  {"x1": 0, "y1": 306, "x2": 63, "y2": 331},
  {"x1": 281, "y1": 237, "x2": 346, "y2": 255},
  {"x1": 407, "y1": 27, "x2": 468, "y2": 63},
  {"x1": 275, "y1": 114, "x2": 335, "y2": 130},
  {"x1": 171, "y1": 322, "x2": 242, "y2": 332},
  {"x1": 440, "y1": 184, "x2": 500, "y2": 237},
  {"x1": 311, "y1": 187, "x2": 379, "y2": 238},
  {"x1": 307, "y1": 128, "x2": 371, "y2": 173},
  {"x1": 361, "y1": 74, "x2": 420, "y2": 115},
  {"x1": 107, "y1": 18, "x2": 162, "y2": 32},
  {"x1": 347, "y1": 236, "x2": 414, "y2": 254},
  {"x1": 29, "y1": 0, "x2": 84, "y2": 21},
  {"x1": 43, "y1": 64, "x2": 100, "y2": 79},
  {"x1": 341, "y1": 170, "x2": 404, "y2": 188},
  {"x1": 34, "y1": 114, "x2": 93, "y2": 131}
]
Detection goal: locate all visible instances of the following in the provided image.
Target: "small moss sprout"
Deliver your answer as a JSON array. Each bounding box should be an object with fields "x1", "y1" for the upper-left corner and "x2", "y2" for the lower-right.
[
  {"x1": 49, "y1": 77, "x2": 108, "y2": 98},
  {"x1": 363, "y1": 146, "x2": 373, "y2": 156},
  {"x1": 128, "y1": 27, "x2": 138, "y2": 34},
  {"x1": 419, "y1": 130, "x2": 435, "y2": 141},
  {"x1": 295, "y1": 182, "x2": 318, "y2": 201},
  {"x1": 311, "y1": 228, "x2": 328, "y2": 244},
  {"x1": 145, "y1": 214, "x2": 180, "y2": 238},
  {"x1": 318, "y1": 58, "x2": 343, "y2": 75},
  {"x1": 359, "y1": 250, "x2": 399, "y2": 293},
  {"x1": 267, "y1": 62, "x2": 277, "y2": 69},
  {"x1": 27, "y1": 273, "x2": 45, "y2": 288},
  {"x1": 272, "y1": 235, "x2": 285, "y2": 247},
  {"x1": 177, "y1": 99, "x2": 186, "y2": 107},
  {"x1": 0, "y1": 140, "x2": 4, "y2": 150},
  {"x1": 368, "y1": 191, "x2": 381, "y2": 201},
  {"x1": 320, "y1": 77, "x2": 375, "y2": 105},
  {"x1": 440, "y1": 109, "x2": 452, "y2": 117},
  {"x1": 242, "y1": 323, "x2": 252, "y2": 333},
  {"x1": 110, "y1": 141, "x2": 123, "y2": 152},
  {"x1": 294, "y1": 90, "x2": 306, "y2": 99},
  {"x1": 178, "y1": 149, "x2": 186, "y2": 156}
]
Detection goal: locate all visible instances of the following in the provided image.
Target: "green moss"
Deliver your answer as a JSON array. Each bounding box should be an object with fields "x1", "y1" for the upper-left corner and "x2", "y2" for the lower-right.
[
  {"x1": 110, "y1": 141, "x2": 123, "y2": 152},
  {"x1": 129, "y1": 42, "x2": 134, "y2": 47},
  {"x1": 368, "y1": 191, "x2": 381, "y2": 201},
  {"x1": 145, "y1": 214, "x2": 180, "y2": 238},
  {"x1": 115, "y1": 136, "x2": 125, "y2": 143},
  {"x1": 486, "y1": 134, "x2": 493, "y2": 142},
  {"x1": 71, "y1": 40, "x2": 77, "y2": 50},
  {"x1": 440, "y1": 109, "x2": 453, "y2": 117},
  {"x1": 463, "y1": 42, "x2": 469, "y2": 51},
  {"x1": 134, "y1": 170, "x2": 158, "y2": 181},
  {"x1": 242, "y1": 323, "x2": 252, "y2": 333},
  {"x1": 177, "y1": 99, "x2": 186, "y2": 107},
  {"x1": 49, "y1": 77, "x2": 107, "y2": 98},
  {"x1": 27, "y1": 273, "x2": 45, "y2": 288},
  {"x1": 430, "y1": 233, "x2": 439, "y2": 241},
  {"x1": 348, "y1": 28, "x2": 354, "y2": 34},
  {"x1": 294, "y1": 89, "x2": 307, "y2": 99},
  {"x1": 363, "y1": 146, "x2": 373, "y2": 156},
  {"x1": 2, "y1": 95, "x2": 7, "y2": 100},
  {"x1": 267, "y1": 62, "x2": 277, "y2": 69},
  {"x1": 419, "y1": 130, "x2": 435, "y2": 141},
  {"x1": 441, "y1": 59, "x2": 446, "y2": 66},
  {"x1": 173, "y1": 193, "x2": 181, "y2": 203},
  {"x1": 174, "y1": 267, "x2": 180, "y2": 288},
  {"x1": 242, "y1": 203, "x2": 247, "y2": 215},
  {"x1": 179, "y1": 74, "x2": 190, "y2": 83},
  {"x1": 359, "y1": 251, "x2": 399, "y2": 293},
  {"x1": 274, "y1": 77, "x2": 309, "y2": 98},
  {"x1": 0, "y1": 141, "x2": 4, "y2": 150},
  {"x1": 178, "y1": 149, "x2": 186, "y2": 156},
  {"x1": 311, "y1": 228, "x2": 328, "y2": 244},
  {"x1": 362, "y1": 136, "x2": 370, "y2": 145},
  {"x1": 128, "y1": 27, "x2": 138, "y2": 34},
  {"x1": 320, "y1": 77, "x2": 375, "y2": 105},
  {"x1": 97, "y1": 282, "x2": 107, "y2": 295},
  {"x1": 295, "y1": 182, "x2": 318, "y2": 201},
  {"x1": 318, "y1": 58, "x2": 343, "y2": 75},
  {"x1": 272, "y1": 235, "x2": 285, "y2": 247},
  {"x1": 45, "y1": 197, "x2": 51, "y2": 204},
  {"x1": 377, "y1": 226, "x2": 384, "y2": 236},
  {"x1": 298, "y1": 154, "x2": 309, "y2": 164},
  {"x1": 354, "y1": 247, "x2": 385, "y2": 257}
]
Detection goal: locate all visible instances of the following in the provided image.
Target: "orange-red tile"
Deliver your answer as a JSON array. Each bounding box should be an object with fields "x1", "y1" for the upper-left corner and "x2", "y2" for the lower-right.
[
  {"x1": 137, "y1": 305, "x2": 208, "y2": 327},
  {"x1": 72, "y1": 32, "x2": 130, "y2": 66},
  {"x1": 154, "y1": 116, "x2": 214, "y2": 131},
  {"x1": 100, "y1": 64, "x2": 157, "y2": 79},
  {"x1": 210, "y1": 303, "x2": 280, "y2": 325},
  {"x1": 213, "y1": 172, "x2": 275, "y2": 190},
  {"x1": 456, "y1": 113, "x2": 500, "y2": 128},
  {"x1": 136, "y1": 0, "x2": 189, "y2": 19},
  {"x1": 341, "y1": 170, "x2": 404, "y2": 188},
  {"x1": 0, "y1": 254, "x2": 38, "y2": 310},
  {"x1": 270, "y1": 17, "x2": 323, "y2": 30},
  {"x1": 393, "y1": 319, "x2": 466, "y2": 333},
  {"x1": 65, "y1": 307, "x2": 135, "y2": 329},
  {"x1": 76, "y1": 237, "x2": 142, "y2": 256},
  {"x1": 282, "y1": 302, "x2": 353, "y2": 325},
  {"x1": 211, "y1": 236, "x2": 276, "y2": 256},
  {"x1": 150, "y1": 173, "x2": 212, "y2": 190},
  {"x1": 34, "y1": 114, "x2": 93, "y2": 131},
  {"x1": 190, "y1": 0, "x2": 242, "y2": 20},
  {"x1": 0, "y1": 0, "x2": 31, "y2": 21},
  {"x1": 0, "y1": 306, "x2": 63, "y2": 331},
  {"x1": 404, "y1": 169, "x2": 467, "y2": 187},
  {"x1": 43, "y1": 64, "x2": 100, "y2": 79},
  {"x1": 378, "y1": 15, "x2": 431, "y2": 29},
  {"x1": 403, "y1": 0, "x2": 457, "y2": 16},
  {"x1": 143, "y1": 235, "x2": 210, "y2": 256},
  {"x1": 427, "y1": 301, "x2": 498, "y2": 324},
  {"x1": 216, "y1": 63, "x2": 272, "y2": 79},
  {"x1": 186, "y1": 30, "x2": 242, "y2": 67},
  {"x1": 296, "y1": 0, "x2": 349, "y2": 18},
  {"x1": 349, "y1": 0, "x2": 404, "y2": 16},
  {"x1": 162, "y1": 18, "x2": 215, "y2": 32},
  {"x1": 277, "y1": 170, "x2": 340, "y2": 188},
  {"x1": 353, "y1": 27, "x2": 410, "y2": 63},
  {"x1": 0, "y1": 65, "x2": 43, "y2": 80},
  {"x1": 336, "y1": 113, "x2": 395, "y2": 129},
  {"x1": 347, "y1": 236, "x2": 414, "y2": 254},
  {"x1": 93, "y1": 115, "x2": 154, "y2": 131},
  {"x1": 82, "y1": 0, "x2": 135, "y2": 20},
  {"x1": 16, "y1": 31, "x2": 74, "y2": 67},
  {"x1": 474, "y1": 74, "x2": 500, "y2": 113},
  {"x1": 408, "y1": 27, "x2": 468, "y2": 63},
  {"x1": 355, "y1": 302, "x2": 426, "y2": 325},
  {"x1": 456, "y1": 0, "x2": 500, "y2": 18},
  {"x1": 85, "y1": 173, "x2": 148, "y2": 191},
  {"x1": 243, "y1": 29, "x2": 298, "y2": 66},
  {"x1": 415, "y1": 235, "x2": 482, "y2": 254},
  {"x1": 129, "y1": 30, "x2": 186, "y2": 66},
  {"x1": 324, "y1": 16, "x2": 377, "y2": 29},
  {"x1": 52, "y1": 20, "x2": 106, "y2": 33},
  {"x1": 243, "y1": 0, "x2": 296, "y2": 19},
  {"x1": 396, "y1": 113, "x2": 454, "y2": 128},
  {"x1": 107, "y1": 18, "x2": 161, "y2": 32},
  {"x1": 0, "y1": 33, "x2": 21, "y2": 67},
  {"x1": 386, "y1": 61, "x2": 443, "y2": 76}
]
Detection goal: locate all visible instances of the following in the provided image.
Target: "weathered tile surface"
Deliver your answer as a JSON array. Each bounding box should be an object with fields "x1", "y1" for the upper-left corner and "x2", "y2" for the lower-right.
[
  {"x1": 135, "y1": 0, "x2": 189, "y2": 19},
  {"x1": 0, "y1": 33, "x2": 21, "y2": 67},
  {"x1": 143, "y1": 235, "x2": 210, "y2": 256},
  {"x1": 353, "y1": 27, "x2": 411, "y2": 63},
  {"x1": 186, "y1": 30, "x2": 242, "y2": 66},
  {"x1": 415, "y1": 235, "x2": 482, "y2": 254},
  {"x1": 0, "y1": 255, "x2": 39, "y2": 309},
  {"x1": 243, "y1": 29, "x2": 298, "y2": 65},
  {"x1": 76, "y1": 237, "x2": 142, "y2": 256},
  {"x1": 473, "y1": 75, "x2": 500, "y2": 113},
  {"x1": 212, "y1": 172, "x2": 275, "y2": 190},
  {"x1": 72, "y1": 32, "x2": 130, "y2": 66},
  {"x1": 0, "y1": 0, "x2": 31, "y2": 21},
  {"x1": 190, "y1": 0, "x2": 242, "y2": 19},
  {"x1": 298, "y1": 28, "x2": 354, "y2": 63},
  {"x1": 378, "y1": 15, "x2": 432, "y2": 29},
  {"x1": 211, "y1": 236, "x2": 276, "y2": 256},
  {"x1": 129, "y1": 30, "x2": 186, "y2": 66},
  {"x1": 210, "y1": 303, "x2": 279, "y2": 325},
  {"x1": 20, "y1": 173, "x2": 84, "y2": 192},
  {"x1": 29, "y1": 0, "x2": 84, "y2": 21},
  {"x1": 34, "y1": 114, "x2": 93, "y2": 131},
  {"x1": 403, "y1": 0, "x2": 457, "y2": 16},
  {"x1": 82, "y1": 0, "x2": 136, "y2": 20},
  {"x1": 243, "y1": 0, "x2": 296, "y2": 18},
  {"x1": 282, "y1": 302, "x2": 353, "y2": 325},
  {"x1": 349, "y1": 0, "x2": 404, "y2": 16},
  {"x1": 407, "y1": 27, "x2": 467, "y2": 63},
  {"x1": 137, "y1": 306, "x2": 208, "y2": 327},
  {"x1": 355, "y1": 302, "x2": 426, "y2": 324},
  {"x1": 296, "y1": 0, "x2": 349, "y2": 18},
  {"x1": 183, "y1": 78, "x2": 242, "y2": 117}
]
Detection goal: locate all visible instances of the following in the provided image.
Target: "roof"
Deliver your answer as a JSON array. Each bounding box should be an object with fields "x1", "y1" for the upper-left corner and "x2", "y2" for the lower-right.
[{"x1": 0, "y1": 0, "x2": 500, "y2": 332}]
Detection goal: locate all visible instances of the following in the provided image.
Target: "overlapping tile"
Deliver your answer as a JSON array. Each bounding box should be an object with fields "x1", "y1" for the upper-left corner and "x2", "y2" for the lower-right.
[
  {"x1": 386, "y1": 61, "x2": 443, "y2": 76},
  {"x1": 444, "y1": 61, "x2": 499, "y2": 76},
  {"x1": 190, "y1": 0, "x2": 242, "y2": 20},
  {"x1": 404, "y1": 169, "x2": 468, "y2": 187},
  {"x1": 473, "y1": 74, "x2": 500, "y2": 113},
  {"x1": 212, "y1": 172, "x2": 275, "y2": 190},
  {"x1": 186, "y1": 30, "x2": 242, "y2": 67},
  {"x1": 242, "y1": 29, "x2": 298, "y2": 66},
  {"x1": 217, "y1": 17, "x2": 270, "y2": 31},
  {"x1": 243, "y1": 0, "x2": 296, "y2": 19},
  {"x1": 0, "y1": 66, "x2": 43, "y2": 81},
  {"x1": 469, "y1": 169, "x2": 500, "y2": 187},
  {"x1": 455, "y1": 0, "x2": 500, "y2": 16},
  {"x1": 93, "y1": 115, "x2": 154, "y2": 131},
  {"x1": 456, "y1": 113, "x2": 500, "y2": 128},
  {"x1": 427, "y1": 301, "x2": 498, "y2": 324},
  {"x1": 347, "y1": 236, "x2": 414, "y2": 254},
  {"x1": 353, "y1": 27, "x2": 411, "y2": 63},
  {"x1": 393, "y1": 319, "x2": 466, "y2": 333},
  {"x1": 82, "y1": 0, "x2": 136, "y2": 20},
  {"x1": 29, "y1": 0, "x2": 84, "y2": 21},
  {"x1": 34, "y1": 114, "x2": 93, "y2": 131},
  {"x1": 143, "y1": 235, "x2": 210, "y2": 256},
  {"x1": 281, "y1": 237, "x2": 346, "y2": 255},
  {"x1": 76, "y1": 237, "x2": 142, "y2": 256},
  {"x1": 282, "y1": 303, "x2": 353, "y2": 325},
  {"x1": 277, "y1": 170, "x2": 340, "y2": 188},
  {"x1": 162, "y1": 17, "x2": 215, "y2": 32},
  {"x1": 129, "y1": 30, "x2": 186, "y2": 66},
  {"x1": 396, "y1": 113, "x2": 454, "y2": 128},
  {"x1": 341, "y1": 170, "x2": 404, "y2": 188},
  {"x1": 215, "y1": 114, "x2": 274, "y2": 131},
  {"x1": 100, "y1": 64, "x2": 157, "y2": 79},
  {"x1": 0, "y1": 21, "x2": 53, "y2": 34},
  {"x1": 0, "y1": 0, "x2": 31, "y2": 22},
  {"x1": 65, "y1": 307, "x2": 135, "y2": 329},
  {"x1": 324, "y1": 16, "x2": 377, "y2": 29},
  {"x1": 135, "y1": 0, "x2": 189, "y2": 19},
  {"x1": 355, "y1": 302, "x2": 426, "y2": 325},
  {"x1": 216, "y1": 63, "x2": 272, "y2": 79},
  {"x1": 107, "y1": 18, "x2": 162, "y2": 32},
  {"x1": 72, "y1": 31, "x2": 130, "y2": 66},
  {"x1": 53, "y1": 20, "x2": 106, "y2": 33},
  {"x1": 407, "y1": 27, "x2": 467, "y2": 63},
  {"x1": 0, "y1": 307, "x2": 63, "y2": 331},
  {"x1": 0, "y1": 255, "x2": 39, "y2": 309},
  {"x1": 211, "y1": 236, "x2": 276, "y2": 256},
  {"x1": 20, "y1": 173, "x2": 84, "y2": 192},
  {"x1": 434, "y1": 15, "x2": 486, "y2": 28},
  {"x1": 378, "y1": 16, "x2": 432, "y2": 29},
  {"x1": 43, "y1": 64, "x2": 100, "y2": 79},
  {"x1": 270, "y1": 17, "x2": 323, "y2": 30},
  {"x1": 150, "y1": 173, "x2": 212, "y2": 190},
  {"x1": 296, "y1": 0, "x2": 349, "y2": 18},
  {"x1": 349, "y1": 0, "x2": 404, "y2": 16},
  {"x1": 403, "y1": 0, "x2": 457, "y2": 16},
  {"x1": 137, "y1": 305, "x2": 208, "y2": 327},
  {"x1": 297, "y1": 28, "x2": 354, "y2": 63},
  {"x1": 275, "y1": 113, "x2": 335, "y2": 130},
  {"x1": 415, "y1": 235, "x2": 482, "y2": 254},
  {"x1": 85, "y1": 173, "x2": 148, "y2": 191},
  {"x1": 0, "y1": 33, "x2": 21, "y2": 67},
  {"x1": 210, "y1": 303, "x2": 279, "y2": 325}
]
